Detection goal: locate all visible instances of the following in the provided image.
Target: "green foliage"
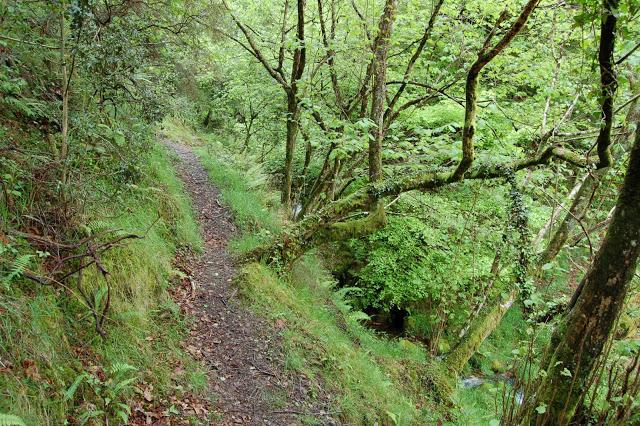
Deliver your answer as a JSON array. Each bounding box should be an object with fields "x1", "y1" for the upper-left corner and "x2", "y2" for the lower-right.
[
  {"x1": 0, "y1": 242, "x2": 33, "y2": 288},
  {"x1": 344, "y1": 184, "x2": 509, "y2": 344},
  {"x1": 0, "y1": 73, "x2": 45, "y2": 119},
  {"x1": 0, "y1": 414, "x2": 25, "y2": 426},
  {"x1": 65, "y1": 363, "x2": 138, "y2": 425},
  {"x1": 348, "y1": 215, "x2": 450, "y2": 308}
]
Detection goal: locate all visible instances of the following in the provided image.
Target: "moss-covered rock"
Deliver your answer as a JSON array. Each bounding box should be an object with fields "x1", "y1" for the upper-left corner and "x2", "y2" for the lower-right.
[{"x1": 490, "y1": 358, "x2": 507, "y2": 373}]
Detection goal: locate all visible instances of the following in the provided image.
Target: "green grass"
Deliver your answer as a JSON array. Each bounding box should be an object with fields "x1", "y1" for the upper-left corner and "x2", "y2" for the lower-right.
[
  {"x1": 0, "y1": 142, "x2": 207, "y2": 424},
  {"x1": 194, "y1": 144, "x2": 281, "y2": 235},
  {"x1": 450, "y1": 382, "x2": 502, "y2": 426}
]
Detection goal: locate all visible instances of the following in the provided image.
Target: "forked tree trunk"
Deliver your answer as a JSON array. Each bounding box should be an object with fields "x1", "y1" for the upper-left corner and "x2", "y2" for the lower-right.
[
  {"x1": 523, "y1": 122, "x2": 640, "y2": 425},
  {"x1": 366, "y1": 0, "x2": 396, "y2": 218}
]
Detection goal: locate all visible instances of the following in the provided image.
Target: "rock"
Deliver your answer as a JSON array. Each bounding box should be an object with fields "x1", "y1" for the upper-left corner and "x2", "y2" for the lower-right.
[
  {"x1": 399, "y1": 339, "x2": 417, "y2": 351},
  {"x1": 491, "y1": 359, "x2": 507, "y2": 373},
  {"x1": 461, "y1": 376, "x2": 484, "y2": 388}
]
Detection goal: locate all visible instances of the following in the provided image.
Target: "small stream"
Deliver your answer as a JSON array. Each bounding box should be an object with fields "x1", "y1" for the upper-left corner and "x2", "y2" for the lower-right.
[{"x1": 460, "y1": 375, "x2": 524, "y2": 404}]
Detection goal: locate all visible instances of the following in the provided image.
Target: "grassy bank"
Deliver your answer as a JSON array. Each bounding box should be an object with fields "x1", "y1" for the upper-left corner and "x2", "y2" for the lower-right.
[{"x1": 0, "y1": 142, "x2": 206, "y2": 424}]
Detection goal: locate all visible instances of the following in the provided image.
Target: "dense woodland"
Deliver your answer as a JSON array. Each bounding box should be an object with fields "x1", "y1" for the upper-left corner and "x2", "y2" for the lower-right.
[{"x1": 1, "y1": 0, "x2": 640, "y2": 424}]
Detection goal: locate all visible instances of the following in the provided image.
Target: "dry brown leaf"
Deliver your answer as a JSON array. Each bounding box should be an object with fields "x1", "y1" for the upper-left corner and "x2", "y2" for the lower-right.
[
  {"x1": 143, "y1": 385, "x2": 154, "y2": 402},
  {"x1": 22, "y1": 359, "x2": 41, "y2": 380}
]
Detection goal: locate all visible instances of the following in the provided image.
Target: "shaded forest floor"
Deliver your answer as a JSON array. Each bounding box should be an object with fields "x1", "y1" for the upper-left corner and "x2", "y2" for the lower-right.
[{"x1": 158, "y1": 140, "x2": 336, "y2": 425}]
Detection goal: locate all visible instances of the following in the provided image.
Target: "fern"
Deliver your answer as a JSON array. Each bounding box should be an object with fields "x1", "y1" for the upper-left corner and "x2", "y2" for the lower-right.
[
  {"x1": 109, "y1": 362, "x2": 137, "y2": 377},
  {"x1": 3, "y1": 96, "x2": 34, "y2": 117},
  {"x1": 9, "y1": 255, "x2": 31, "y2": 279},
  {"x1": 78, "y1": 409, "x2": 105, "y2": 425},
  {"x1": 83, "y1": 219, "x2": 111, "y2": 235},
  {"x1": 0, "y1": 413, "x2": 26, "y2": 426},
  {"x1": 2, "y1": 254, "x2": 33, "y2": 287},
  {"x1": 348, "y1": 311, "x2": 371, "y2": 323},
  {"x1": 244, "y1": 164, "x2": 268, "y2": 189},
  {"x1": 64, "y1": 373, "x2": 89, "y2": 401}
]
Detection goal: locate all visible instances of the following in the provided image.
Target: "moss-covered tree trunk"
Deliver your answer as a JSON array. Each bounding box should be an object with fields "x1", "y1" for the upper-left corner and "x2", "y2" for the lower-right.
[
  {"x1": 281, "y1": 0, "x2": 306, "y2": 208},
  {"x1": 366, "y1": 0, "x2": 396, "y2": 223},
  {"x1": 523, "y1": 122, "x2": 640, "y2": 425},
  {"x1": 282, "y1": 90, "x2": 301, "y2": 206},
  {"x1": 445, "y1": 292, "x2": 516, "y2": 374}
]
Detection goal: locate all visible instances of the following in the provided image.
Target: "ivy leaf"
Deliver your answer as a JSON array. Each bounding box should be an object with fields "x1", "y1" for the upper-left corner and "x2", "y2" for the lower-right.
[
  {"x1": 113, "y1": 131, "x2": 126, "y2": 146},
  {"x1": 535, "y1": 404, "x2": 547, "y2": 414}
]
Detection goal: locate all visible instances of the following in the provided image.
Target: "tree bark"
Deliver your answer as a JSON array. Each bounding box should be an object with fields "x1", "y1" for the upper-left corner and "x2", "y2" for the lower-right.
[
  {"x1": 203, "y1": 108, "x2": 212, "y2": 127},
  {"x1": 281, "y1": 0, "x2": 307, "y2": 207},
  {"x1": 595, "y1": 0, "x2": 619, "y2": 169},
  {"x1": 368, "y1": 0, "x2": 396, "y2": 219},
  {"x1": 523, "y1": 122, "x2": 640, "y2": 425},
  {"x1": 446, "y1": 292, "x2": 515, "y2": 375},
  {"x1": 283, "y1": 90, "x2": 301, "y2": 206}
]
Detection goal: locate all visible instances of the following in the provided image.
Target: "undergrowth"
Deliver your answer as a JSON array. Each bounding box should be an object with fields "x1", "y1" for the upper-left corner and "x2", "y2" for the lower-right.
[{"x1": 0, "y1": 143, "x2": 206, "y2": 424}]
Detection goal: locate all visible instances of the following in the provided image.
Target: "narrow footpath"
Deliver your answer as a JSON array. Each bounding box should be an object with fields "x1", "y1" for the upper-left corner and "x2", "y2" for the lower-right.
[{"x1": 164, "y1": 141, "x2": 337, "y2": 425}]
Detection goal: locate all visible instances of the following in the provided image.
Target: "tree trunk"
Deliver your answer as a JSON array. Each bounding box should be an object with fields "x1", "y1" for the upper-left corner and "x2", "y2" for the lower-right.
[
  {"x1": 281, "y1": 0, "x2": 306, "y2": 208},
  {"x1": 445, "y1": 173, "x2": 531, "y2": 377},
  {"x1": 446, "y1": 292, "x2": 515, "y2": 375},
  {"x1": 59, "y1": 0, "x2": 69, "y2": 187},
  {"x1": 532, "y1": 174, "x2": 585, "y2": 250},
  {"x1": 366, "y1": 0, "x2": 395, "y2": 220},
  {"x1": 282, "y1": 88, "x2": 300, "y2": 207},
  {"x1": 523, "y1": 122, "x2": 640, "y2": 425},
  {"x1": 595, "y1": 0, "x2": 619, "y2": 168},
  {"x1": 203, "y1": 108, "x2": 212, "y2": 127}
]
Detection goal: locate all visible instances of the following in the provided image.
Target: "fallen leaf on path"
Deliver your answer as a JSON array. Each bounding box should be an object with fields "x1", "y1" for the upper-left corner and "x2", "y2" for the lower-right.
[
  {"x1": 22, "y1": 359, "x2": 41, "y2": 380},
  {"x1": 144, "y1": 385, "x2": 154, "y2": 402}
]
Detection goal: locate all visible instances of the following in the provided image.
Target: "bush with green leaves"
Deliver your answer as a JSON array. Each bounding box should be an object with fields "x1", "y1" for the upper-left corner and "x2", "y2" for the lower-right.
[{"x1": 345, "y1": 183, "x2": 510, "y2": 340}]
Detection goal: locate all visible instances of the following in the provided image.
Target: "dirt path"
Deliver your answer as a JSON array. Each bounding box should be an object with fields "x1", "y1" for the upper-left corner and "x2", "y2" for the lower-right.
[{"x1": 164, "y1": 141, "x2": 337, "y2": 425}]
